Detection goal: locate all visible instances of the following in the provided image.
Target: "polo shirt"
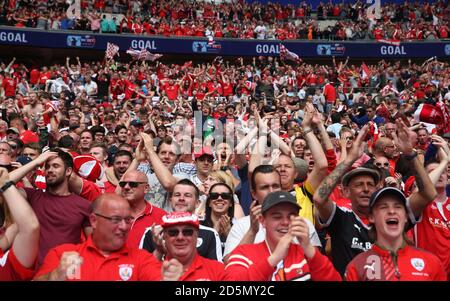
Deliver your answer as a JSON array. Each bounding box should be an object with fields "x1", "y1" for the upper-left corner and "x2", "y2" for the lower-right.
[
  {"x1": 35, "y1": 236, "x2": 161, "y2": 281},
  {"x1": 127, "y1": 202, "x2": 166, "y2": 249},
  {"x1": 168, "y1": 253, "x2": 227, "y2": 281},
  {"x1": 0, "y1": 248, "x2": 35, "y2": 281}
]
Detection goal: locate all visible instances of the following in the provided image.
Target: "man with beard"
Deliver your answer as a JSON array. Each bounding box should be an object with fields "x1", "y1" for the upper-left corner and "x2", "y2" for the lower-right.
[{"x1": 9, "y1": 149, "x2": 91, "y2": 267}]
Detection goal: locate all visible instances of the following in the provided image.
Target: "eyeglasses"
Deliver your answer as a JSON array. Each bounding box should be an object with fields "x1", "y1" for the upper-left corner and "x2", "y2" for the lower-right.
[
  {"x1": 118, "y1": 181, "x2": 147, "y2": 188},
  {"x1": 166, "y1": 228, "x2": 195, "y2": 237},
  {"x1": 209, "y1": 192, "x2": 233, "y2": 201},
  {"x1": 94, "y1": 213, "x2": 135, "y2": 224},
  {"x1": 375, "y1": 162, "x2": 390, "y2": 167}
]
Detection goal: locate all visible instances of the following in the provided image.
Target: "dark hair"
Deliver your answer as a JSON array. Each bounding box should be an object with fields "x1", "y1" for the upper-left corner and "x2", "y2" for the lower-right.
[
  {"x1": 113, "y1": 150, "x2": 132, "y2": 162},
  {"x1": 49, "y1": 148, "x2": 73, "y2": 169},
  {"x1": 58, "y1": 135, "x2": 75, "y2": 149},
  {"x1": 156, "y1": 136, "x2": 181, "y2": 156},
  {"x1": 115, "y1": 125, "x2": 127, "y2": 135},
  {"x1": 80, "y1": 129, "x2": 94, "y2": 139},
  {"x1": 203, "y1": 182, "x2": 235, "y2": 231},
  {"x1": 251, "y1": 165, "x2": 279, "y2": 191},
  {"x1": 90, "y1": 125, "x2": 106, "y2": 135},
  {"x1": 173, "y1": 178, "x2": 199, "y2": 200}
]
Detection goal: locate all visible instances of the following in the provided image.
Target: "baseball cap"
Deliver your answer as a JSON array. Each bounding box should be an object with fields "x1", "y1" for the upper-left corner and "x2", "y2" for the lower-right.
[
  {"x1": 292, "y1": 157, "x2": 308, "y2": 181},
  {"x1": 161, "y1": 212, "x2": 200, "y2": 229},
  {"x1": 130, "y1": 119, "x2": 143, "y2": 127},
  {"x1": 20, "y1": 130, "x2": 39, "y2": 144},
  {"x1": 262, "y1": 191, "x2": 300, "y2": 214},
  {"x1": 194, "y1": 147, "x2": 214, "y2": 160},
  {"x1": 73, "y1": 155, "x2": 104, "y2": 182},
  {"x1": 369, "y1": 187, "x2": 407, "y2": 211},
  {"x1": 341, "y1": 167, "x2": 380, "y2": 187},
  {"x1": 6, "y1": 127, "x2": 19, "y2": 135},
  {"x1": 16, "y1": 155, "x2": 32, "y2": 166}
]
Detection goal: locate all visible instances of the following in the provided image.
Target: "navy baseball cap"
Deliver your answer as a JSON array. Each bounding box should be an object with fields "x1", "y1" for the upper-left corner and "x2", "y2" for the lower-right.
[
  {"x1": 369, "y1": 187, "x2": 407, "y2": 211},
  {"x1": 262, "y1": 191, "x2": 300, "y2": 214},
  {"x1": 16, "y1": 155, "x2": 33, "y2": 166}
]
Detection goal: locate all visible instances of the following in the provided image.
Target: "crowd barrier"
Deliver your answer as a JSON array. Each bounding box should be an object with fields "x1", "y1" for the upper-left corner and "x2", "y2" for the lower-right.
[{"x1": 0, "y1": 27, "x2": 449, "y2": 58}]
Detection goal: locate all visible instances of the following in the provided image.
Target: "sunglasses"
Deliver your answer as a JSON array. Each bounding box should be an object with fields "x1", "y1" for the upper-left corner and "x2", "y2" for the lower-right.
[
  {"x1": 118, "y1": 181, "x2": 147, "y2": 188},
  {"x1": 166, "y1": 228, "x2": 195, "y2": 237},
  {"x1": 209, "y1": 192, "x2": 233, "y2": 201},
  {"x1": 375, "y1": 162, "x2": 390, "y2": 167}
]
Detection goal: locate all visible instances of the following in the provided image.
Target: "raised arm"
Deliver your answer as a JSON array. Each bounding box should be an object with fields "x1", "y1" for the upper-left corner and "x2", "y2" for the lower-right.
[
  {"x1": 313, "y1": 125, "x2": 369, "y2": 222},
  {"x1": 9, "y1": 151, "x2": 58, "y2": 184},
  {"x1": 427, "y1": 135, "x2": 449, "y2": 185},
  {"x1": 394, "y1": 120, "x2": 437, "y2": 216},
  {"x1": 303, "y1": 103, "x2": 328, "y2": 190},
  {"x1": 1, "y1": 168, "x2": 40, "y2": 270},
  {"x1": 141, "y1": 133, "x2": 178, "y2": 192}
]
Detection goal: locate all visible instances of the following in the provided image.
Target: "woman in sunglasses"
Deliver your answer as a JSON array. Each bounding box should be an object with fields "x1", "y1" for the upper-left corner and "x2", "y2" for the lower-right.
[
  {"x1": 202, "y1": 183, "x2": 235, "y2": 252},
  {"x1": 197, "y1": 171, "x2": 245, "y2": 219}
]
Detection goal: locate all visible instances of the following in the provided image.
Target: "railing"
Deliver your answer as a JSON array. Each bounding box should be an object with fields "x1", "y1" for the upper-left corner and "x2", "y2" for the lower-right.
[{"x1": 0, "y1": 26, "x2": 448, "y2": 58}]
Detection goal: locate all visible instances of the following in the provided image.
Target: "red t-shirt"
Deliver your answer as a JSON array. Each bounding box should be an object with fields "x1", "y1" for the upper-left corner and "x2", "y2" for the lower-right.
[
  {"x1": 0, "y1": 248, "x2": 35, "y2": 281},
  {"x1": 34, "y1": 236, "x2": 162, "y2": 281},
  {"x1": 414, "y1": 198, "x2": 450, "y2": 279}
]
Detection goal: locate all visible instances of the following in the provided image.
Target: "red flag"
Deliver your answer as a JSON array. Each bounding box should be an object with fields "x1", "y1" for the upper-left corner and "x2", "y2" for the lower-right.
[
  {"x1": 361, "y1": 62, "x2": 371, "y2": 80},
  {"x1": 414, "y1": 103, "x2": 449, "y2": 133},
  {"x1": 377, "y1": 38, "x2": 401, "y2": 46},
  {"x1": 126, "y1": 48, "x2": 162, "y2": 61},
  {"x1": 105, "y1": 42, "x2": 119, "y2": 59},
  {"x1": 279, "y1": 44, "x2": 301, "y2": 63}
]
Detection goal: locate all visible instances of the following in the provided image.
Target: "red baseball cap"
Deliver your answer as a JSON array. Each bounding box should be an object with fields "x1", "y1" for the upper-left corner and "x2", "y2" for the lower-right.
[
  {"x1": 194, "y1": 147, "x2": 214, "y2": 160},
  {"x1": 20, "y1": 130, "x2": 39, "y2": 144}
]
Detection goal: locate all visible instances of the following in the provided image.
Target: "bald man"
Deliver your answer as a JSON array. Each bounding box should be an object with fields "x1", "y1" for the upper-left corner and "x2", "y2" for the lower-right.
[
  {"x1": 34, "y1": 193, "x2": 162, "y2": 281},
  {"x1": 119, "y1": 170, "x2": 166, "y2": 248}
]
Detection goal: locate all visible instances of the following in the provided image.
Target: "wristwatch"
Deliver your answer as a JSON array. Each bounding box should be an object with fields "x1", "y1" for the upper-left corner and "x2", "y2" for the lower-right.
[
  {"x1": 403, "y1": 151, "x2": 418, "y2": 161},
  {"x1": 0, "y1": 181, "x2": 14, "y2": 193}
]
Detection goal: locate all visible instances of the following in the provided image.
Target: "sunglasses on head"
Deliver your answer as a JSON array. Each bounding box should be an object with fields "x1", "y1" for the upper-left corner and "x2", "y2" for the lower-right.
[
  {"x1": 166, "y1": 228, "x2": 195, "y2": 237},
  {"x1": 209, "y1": 192, "x2": 233, "y2": 201},
  {"x1": 118, "y1": 181, "x2": 146, "y2": 188}
]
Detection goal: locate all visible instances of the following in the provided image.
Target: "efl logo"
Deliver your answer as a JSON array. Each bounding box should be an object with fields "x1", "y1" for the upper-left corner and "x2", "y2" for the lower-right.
[
  {"x1": 366, "y1": 0, "x2": 381, "y2": 20},
  {"x1": 66, "y1": 0, "x2": 81, "y2": 20}
]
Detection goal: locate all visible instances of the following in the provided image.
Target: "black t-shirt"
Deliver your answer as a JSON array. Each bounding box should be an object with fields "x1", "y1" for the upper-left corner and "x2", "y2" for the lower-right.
[
  {"x1": 319, "y1": 203, "x2": 373, "y2": 276},
  {"x1": 141, "y1": 225, "x2": 222, "y2": 261}
]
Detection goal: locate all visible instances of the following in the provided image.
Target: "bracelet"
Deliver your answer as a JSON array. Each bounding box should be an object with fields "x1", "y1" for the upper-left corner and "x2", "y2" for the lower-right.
[
  {"x1": 403, "y1": 151, "x2": 418, "y2": 161},
  {"x1": 303, "y1": 127, "x2": 313, "y2": 135},
  {"x1": 0, "y1": 181, "x2": 14, "y2": 193}
]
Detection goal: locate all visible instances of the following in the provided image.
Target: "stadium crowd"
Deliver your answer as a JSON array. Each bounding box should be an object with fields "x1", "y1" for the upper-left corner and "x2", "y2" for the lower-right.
[
  {"x1": 0, "y1": 0, "x2": 448, "y2": 40},
  {"x1": 0, "y1": 0, "x2": 450, "y2": 283},
  {"x1": 0, "y1": 48, "x2": 449, "y2": 281}
]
